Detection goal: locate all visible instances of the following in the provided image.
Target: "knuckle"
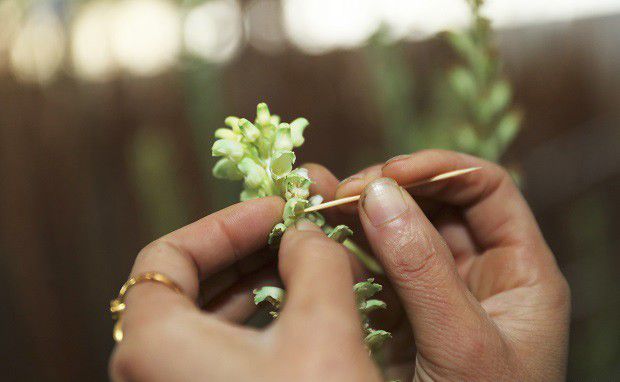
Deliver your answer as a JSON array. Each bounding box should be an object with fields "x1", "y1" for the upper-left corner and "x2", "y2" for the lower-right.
[
  {"x1": 138, "y1": 238, "x2": 177, "y2": 262},
  {"x1": 109, "y1": 343, "x2": 146, "y2": 381}
]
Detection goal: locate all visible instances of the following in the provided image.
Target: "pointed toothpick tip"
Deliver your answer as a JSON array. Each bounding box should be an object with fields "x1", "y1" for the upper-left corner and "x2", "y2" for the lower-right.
[{"x1": 303, "y1": 166, "x2": 482, "y2": 213}]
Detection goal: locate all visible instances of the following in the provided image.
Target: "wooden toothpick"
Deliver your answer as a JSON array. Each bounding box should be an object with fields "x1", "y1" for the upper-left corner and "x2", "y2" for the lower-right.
[{"x1": 303, "y1": 167, "x2": 481, "y2": 213}]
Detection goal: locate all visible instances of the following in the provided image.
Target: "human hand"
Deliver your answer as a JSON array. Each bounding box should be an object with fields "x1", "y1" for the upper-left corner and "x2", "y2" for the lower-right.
[
  {"x1": 109, "y1": 198, "x2": 382, "y2": 382},
  {"x1": 306, "y1": 149, "x2": 570, "y2": 381}
]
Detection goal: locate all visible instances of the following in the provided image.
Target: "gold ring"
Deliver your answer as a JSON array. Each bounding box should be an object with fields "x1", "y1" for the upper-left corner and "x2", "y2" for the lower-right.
[{"x1": 110, "y1": 271, "x2": 184, "y2": 342}]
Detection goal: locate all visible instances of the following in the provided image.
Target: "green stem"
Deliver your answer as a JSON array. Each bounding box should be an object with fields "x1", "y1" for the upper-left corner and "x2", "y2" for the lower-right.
[{"x1": 343, "y1": 239, "x2": 384, "y2": 275}]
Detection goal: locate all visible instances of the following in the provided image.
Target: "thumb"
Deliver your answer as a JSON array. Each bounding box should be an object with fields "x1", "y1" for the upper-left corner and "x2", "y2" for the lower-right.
[{"x1": 358, "y1": 178, "x2": 493, "y2": 357}]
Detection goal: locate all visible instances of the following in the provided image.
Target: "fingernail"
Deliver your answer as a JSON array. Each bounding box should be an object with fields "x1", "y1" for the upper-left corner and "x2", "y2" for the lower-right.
[
  {"x1": 361, "y1": 178, "x2": 408, "y2": 226},
  {"x1": 295, "y1": 218, "x2": 322, "y2": 232},
  {"x1": 382, "y1": 154, "x2": 411, "y2": 170},
  {"x1": 339, "y1": 172, "x2": 365, "y2": 187}
]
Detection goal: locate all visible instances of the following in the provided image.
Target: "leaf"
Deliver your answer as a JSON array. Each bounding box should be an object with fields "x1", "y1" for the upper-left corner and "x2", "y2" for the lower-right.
[
  {"x1": 253, "y1": 286, "x2": 285, "y2": 308},
  {"x1": 212, "y1": 158, "x2": 243, "y2": 181},
  {"x1": 328, "y1": 225, "x2": 353, "y2": 243}
]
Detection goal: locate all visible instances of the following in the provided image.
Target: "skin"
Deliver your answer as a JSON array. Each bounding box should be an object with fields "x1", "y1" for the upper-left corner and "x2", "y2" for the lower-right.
[{"x1": 109, "y1": 150, "x2": 570, "y2": 381}]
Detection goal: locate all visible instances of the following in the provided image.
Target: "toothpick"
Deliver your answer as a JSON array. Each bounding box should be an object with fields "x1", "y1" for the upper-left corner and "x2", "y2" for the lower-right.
[{"x1": 303, "y1": 167, "x2": 481, "y2": 213}]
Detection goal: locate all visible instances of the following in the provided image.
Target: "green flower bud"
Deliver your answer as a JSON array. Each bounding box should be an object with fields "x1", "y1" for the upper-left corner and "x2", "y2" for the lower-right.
[
  {"x1": 214, "y1": 128, "x2": 237, "y2": 140},
  {"x1": 238, "y1": 118, "x2": 261, "y2": 142},
  {"x1": 268, "y1": 222, "x2": 287, "y2": 246},
  {"x1": 364, "y1": 330, "x2": 391, "y2": 349},
  {"x1": 253, "y1": 286, "x2": 284, "y2": 308},
  {"x1": 358, "y1": 299, "x2": 387, "y2": 314},
  {"x1": 238, "y1": 157, "x2": 268, "y2": 189},
  {"x1": 282, "y1": 168, "x2": 311, "y2": 200},
  {"x1": 283, "y1": 198, "x2": 309, "y2": 225},
  {"x1": 225, "y1": 116, "x2": 240, "y2": 132},
  {"x1": 328, "y1": 224, "x2": 353, "y2": 243},
  {"x1": 269, "y1": 114, "x2": 281, "y2": 126},
  {"x1": 270, "y1": 151, "x2": 296, "y2": 178},
  {"x1": 240, "y1": 188, "x2": 263, "y2": 201},
  {"x1": 274, "y1": 123, "x2": 293, "y2": 151},
  {"x1": 256, "y1": 102, "x2": 271, "y2": 126},
  {"x1": 212, "y1": 158, "x2": 243, "y2": 180},
  {"x1": 290, "y1": 118, "x2": 309, "y2": 147},
  {"x1": 212, "y1": 139, "x2": 244, "y2": 162},
  {"x1": 354, "y1": 278, "x2": 382, "y2": 300}
]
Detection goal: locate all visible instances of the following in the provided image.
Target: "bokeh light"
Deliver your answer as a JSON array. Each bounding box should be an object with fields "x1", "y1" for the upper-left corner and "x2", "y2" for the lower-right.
[
  {"x1": 110, "y1": 0, "x2": 181, "y2": 76},
  {"x1": 71, "y1": 1, "x2": 116, "y2": 82},
  {"x1": 9, "y1": 5, "x2": 65, "y2": 85},
  {"x1": 245, "y1": 0, "x2": 286, "y2": 54},
  {"x1": 184, "y1": 0, "x2": 243, "y2": 63}
]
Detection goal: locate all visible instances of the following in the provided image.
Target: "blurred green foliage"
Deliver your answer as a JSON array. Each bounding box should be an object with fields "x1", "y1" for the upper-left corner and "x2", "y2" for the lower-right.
[{"x1": 366, "y1": 0, "x2": 521, "y2": 162}]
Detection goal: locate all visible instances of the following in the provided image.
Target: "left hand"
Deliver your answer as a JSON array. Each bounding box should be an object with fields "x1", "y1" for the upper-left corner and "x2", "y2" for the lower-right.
[{"x1": 109, "y1": 198, "x2": 382, "y2": 382}]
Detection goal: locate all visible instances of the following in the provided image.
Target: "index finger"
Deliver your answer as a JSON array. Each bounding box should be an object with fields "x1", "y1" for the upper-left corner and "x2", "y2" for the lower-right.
[{"x1": 339, "y1": 150, "x2": 543, "y2": 249}]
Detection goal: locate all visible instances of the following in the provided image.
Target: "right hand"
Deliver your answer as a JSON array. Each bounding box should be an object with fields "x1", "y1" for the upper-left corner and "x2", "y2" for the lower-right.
[{"x1": 306, "y1": 149, "x2": 570, "y2": 381}]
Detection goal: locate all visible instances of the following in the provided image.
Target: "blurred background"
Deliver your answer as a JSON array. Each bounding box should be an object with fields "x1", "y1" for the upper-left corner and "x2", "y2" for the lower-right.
[{"x1": 1, "y1": 0, "x2": 619, "y2": 380}]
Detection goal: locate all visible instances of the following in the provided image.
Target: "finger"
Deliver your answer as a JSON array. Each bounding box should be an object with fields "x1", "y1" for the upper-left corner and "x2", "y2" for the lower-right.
[
  {"x1": 121, "y1": 197, "x2": 284, "y2": 335},
  {"x1": 276, "y1": 220, "x2": 361, "y2": 338},
  {"x1": 302, "y1": 163, "x2": 370, "y2": 278},
  {"x1": 335, "y1": 164, "x2": 383, "y2": 214},
  {"x1": 381, "y1": 150, "x2": 544, "y2": 249},
  {"x1": 358, "y1": 178, "x2": 494, "y2": 351}
]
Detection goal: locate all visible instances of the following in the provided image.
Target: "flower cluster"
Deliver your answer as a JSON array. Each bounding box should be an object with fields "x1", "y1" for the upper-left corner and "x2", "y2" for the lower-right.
[{"x1": 212, "y1": 103, "x2": 389, "y2": 354}]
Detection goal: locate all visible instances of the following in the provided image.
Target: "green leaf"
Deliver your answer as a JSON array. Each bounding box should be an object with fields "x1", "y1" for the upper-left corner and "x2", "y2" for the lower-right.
[
  {"x1": 253, "y1": 286, "x2": 285, "y2": 308},
  {"x1": 328, "y1": 225, "x2": 353, "y2": 243},
  {"x1": 212, "y1": 139, "x2": 244, "y2": 162},
  {"x1": 290, "y1": 117, "x2": 309, "y2": 147},
  {"x1": 212, "y1": 158, "x2": 243, "y2": 180}
]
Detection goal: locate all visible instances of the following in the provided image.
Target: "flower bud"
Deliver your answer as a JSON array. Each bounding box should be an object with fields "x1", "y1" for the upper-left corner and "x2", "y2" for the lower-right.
[
  {"x1": 270, "y1": 151, "x2": 296, "y2": 178},
  {"x1": 274, "y1": 123, "x2": 293, "y2": 151},
  {"x1": 239, "y1": 118, "x2": 261, "y2": 142},
  {"x1": 225, "y1": 116, "x2": 240, "y2": 132},
  {"x1": 212, "y1": 139, "x2": 244, "y2": 162},
  {"x1": 212, "y1": 158, "x2": 243, "y2": 180},
  {"x1": 238, "y1": 157, "x2": 268, "y2": 189},
  {"x1": 290, "y1": 118, "x2": 309, "y2": 147},
  {"x1": 256, "y1": 102, "x2": 271, "y2": 126},
  {"x1": 214, "y1": 128, "x2": 236, "y2": 140}
]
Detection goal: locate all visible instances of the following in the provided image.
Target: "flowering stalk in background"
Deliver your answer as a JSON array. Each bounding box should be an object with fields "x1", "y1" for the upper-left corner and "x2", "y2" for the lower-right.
[{"x1": 212, "y1": 103, "x2": 390, "y2": 354}]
